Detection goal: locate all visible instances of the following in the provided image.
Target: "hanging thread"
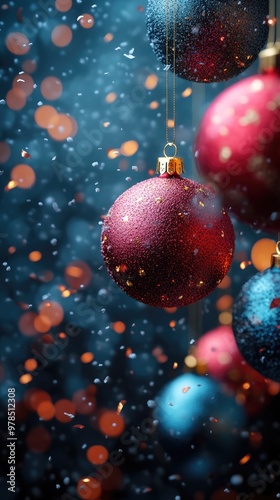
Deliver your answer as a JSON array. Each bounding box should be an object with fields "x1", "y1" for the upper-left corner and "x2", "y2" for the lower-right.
[{"x1": 165, "y1": 0, "x2": 177, "y2": 154}]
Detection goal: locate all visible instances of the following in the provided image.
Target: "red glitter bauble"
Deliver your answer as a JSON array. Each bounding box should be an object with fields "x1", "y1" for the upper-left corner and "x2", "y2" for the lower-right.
[
  {"x1": 101, "y1": 176, "x2": 235, "y2": 308},
  {"x1": 194, "y1": 72, "x2": 280, "y2": 232}
]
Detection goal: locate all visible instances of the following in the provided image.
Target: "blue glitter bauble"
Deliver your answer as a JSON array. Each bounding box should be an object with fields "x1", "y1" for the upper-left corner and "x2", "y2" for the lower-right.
[
  {"x1": 146, "y1": 0, "x2": 269, "y2": 83},
  {"x1": 232, "y1": 266, "x2": 280, "y2": 382},
  {"x1": 155, "y1": 373, "x2": 245, "y2": 447}
]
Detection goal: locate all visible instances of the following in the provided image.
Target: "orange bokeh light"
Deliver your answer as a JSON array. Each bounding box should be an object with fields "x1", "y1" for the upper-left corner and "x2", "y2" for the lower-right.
[
  {"x1": 98, "y1": 410, "x2": 125, "y2": 437},
  {"x1": 182, "y1": 87, "x2": 192, "y2": 98},
  {"x1": 251, "y1": 238, "x2": 276, "y2": 271},
  {"x1": 33, "y1": 314, "x2": 52, "y2": 333},
  {"x1": 35, "y1": 105, "x2": 58, "y2": 128},
  {"x1": 107, "y1": 148, "x2": 120, "y2": 159},
  {"x1": 0, "y1": 142, "x2": 10, "y2": 164},
  {"x1": 19, "y1": 374, "x2": 32, "y2": 384},
  {"x1": 37, "y1": 401, "x2": 55, "y2": 420},
  {"x1": 65, "y1": 260, "x2": 92, "y2": 289},
  {"x1": 38, "y1": 300, "x2": 64, "y2": 327},
  {"x1": 41, "y1": 76, "x2": 63, "y2": 101},
  {"x1": 72, "y1": 387, "x2": 96, "y2": 415},
  {"x1": 164, "y1": 306, "x2": 178, "y2": 313},
  {"x1": 86, "y1": 444, "x2": 108, "y2": 465},
  {"x1": 144, "y1": 74, "x2": 158, "y2": 90},
  {"x1": 11, "y1": 164, "x2": 35, "y2": 189},
  {"x1": 18, "y1": 311, "x2": 37, "y2": 336},
  {"x1": 29, "y1": 251, "x2": 42, "y2": 262},
  {"x1": 6, "y1": 32, "x2": 30, "y2": 55},
  {"x1": 217, "y1": 275, "x2": 231, "y2": 289},
  {"x1": 216, "y1": 294, "x2": 233, "y2": 311},
  {"x1": 112, "y1": 321, "x2": 126, "y2": 334},
  {"x1": 149, "y1": 101, "x2": 159, "y2": 110},
  {"x1": 6, "y1": 88, "x2": 26, "y2": 110},
  {"x1": 120, "y1": 140, "x2": 139, "y2": 157},
  {"x1": 13, "y1": 73, "x2": 34, "y2": 96},
  {"x1": 80, "y1": 352, "x2": 94, "y2": 364},
  {"x1": 77, "y1": 477, "x2": 102, "y2": 500},
  {"x1": 51, "y1": 25, "x2": 73, "y2": 47},
  {"x1": 22, "y1": 59, "x2": 37, "y2": 73},
  {"x1": 78, "y1": 14, "x2": 94, "y2": 29},
  {"x1": 54, "y1": 399, "x2": 76, "y2": 422},
  {"x1": 26, "y1": 426, "x2": 51, "y2": 453},
  {"x1": 55, "y1": 0, "x2": 73, "y2": 12},
  {"x1": 24, "y1": 358, "x2": 38, "y2": 371},
  {"x1": 24, "y1": 389, "x2": 51, "y2": 411},
  {"x1": 47, "y1": 113, "x2": 73, "y2": 141},
  {"x1": 105, "y1": 92, "x2": 117, "y2": 103},
  {"x1": 104, "y1": 33, "x2": 114, "y2": 42}
]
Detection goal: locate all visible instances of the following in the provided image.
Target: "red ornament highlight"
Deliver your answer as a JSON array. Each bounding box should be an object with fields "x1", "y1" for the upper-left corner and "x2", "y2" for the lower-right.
[
  {"x1": 101, "y1": 176, "x2": 234, "y2": 308},
  {"x1": 195, "y1": 72, "x2": 280, "y2": 232}
]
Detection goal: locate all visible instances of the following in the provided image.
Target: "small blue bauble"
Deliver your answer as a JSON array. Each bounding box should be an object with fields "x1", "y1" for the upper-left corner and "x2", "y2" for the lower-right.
[
  {"x1": 154, "y1": 373, "x2": 245, "y2": 447},
  {"x1": 232, "y1": 265, "x2": 280, "y2": 382}
]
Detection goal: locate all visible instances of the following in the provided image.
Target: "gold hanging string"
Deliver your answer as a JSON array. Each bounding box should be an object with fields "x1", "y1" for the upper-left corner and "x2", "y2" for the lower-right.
[
  {"x1": 259, "y1": 0, "x2": 279, "y2": 72},
  {"x1": 156, "y1": 0, "x2": 183, "y2": 175},
  {"x1": 277, "y1": 0, "x2": 280, "y2": 41},
  {"x1": 268, "y1": 0, "x2": 276, "y2": 45},
  {"x1": 165, "y1": 0, "x2": 177, "y2": 156}
]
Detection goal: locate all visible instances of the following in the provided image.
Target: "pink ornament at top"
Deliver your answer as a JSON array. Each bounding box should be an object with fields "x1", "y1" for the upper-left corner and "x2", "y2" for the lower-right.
[{"x1": 194, "y1": 70, "x2": 280, "y2": 232}]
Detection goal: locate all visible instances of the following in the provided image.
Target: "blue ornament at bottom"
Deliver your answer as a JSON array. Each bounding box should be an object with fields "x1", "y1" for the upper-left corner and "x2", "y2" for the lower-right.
[{"x1": 232, "y1": 261, "x2": 280, "y2": 382}]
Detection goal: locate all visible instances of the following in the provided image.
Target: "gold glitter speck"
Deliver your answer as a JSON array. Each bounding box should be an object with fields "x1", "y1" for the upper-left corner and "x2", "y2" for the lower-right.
[
  {"x1": 115, "y1": 266, "x2": 120, "y2": 272},
  {"x1": 156, "y1": 197, "x2": 162, "y2": 204},
  {"x1": 221, "y1": 230, "x2": 225, "y2": 238},
  {"x1": 199, "y1": 201, "x2": 204, "y2": 207},
  {"x1": 138, "y1": 269, "x2": 146, "y2": 277},
  {"x1": 126, "y1": 280, "x2": 133, "y2": 287}
]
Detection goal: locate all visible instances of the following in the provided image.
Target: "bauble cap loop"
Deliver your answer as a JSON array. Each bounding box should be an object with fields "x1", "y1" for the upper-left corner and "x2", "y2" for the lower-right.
[
  {"x1": 156, "y1": 156, "x2": 184, "y2": 176},
  {"x1": 271, "y1": 241, "x2": 280, "y2": 268},
  {"x1": 259, "y1": 43, "x2": 280, "y2": 73}
]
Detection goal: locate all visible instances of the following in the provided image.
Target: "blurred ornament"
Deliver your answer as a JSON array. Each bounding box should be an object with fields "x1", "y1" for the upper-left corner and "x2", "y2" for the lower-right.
[
  {"x1": 155, "y1": 373, "x2": 245, "y2": 445},
  {"x1": 232, "y1": 244, "x2": 280, "y2": 382},
  {"x1": 101, "y1": 154, "x2": 234, "y2": 308},
  {"x1": 251, "y1": 238, "x2": 277, "y2": 271},
  {"x1": 146, "y1": 0, "x2": 268, "y2": 83},
  {"x1": 195, "y1": 325, "x2": 272, "y2": 415},
  {"x1": 195, "y1": 325, "x2": 244, "y2": 384},
  {"x1": 195, "y1": 50, "x2": 280, "y2": 231}
]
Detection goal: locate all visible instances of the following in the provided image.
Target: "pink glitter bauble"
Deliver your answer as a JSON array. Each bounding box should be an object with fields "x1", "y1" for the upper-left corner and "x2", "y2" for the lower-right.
[
  {"x1": 195, "y1": 72, "x2": 280, "y2": 232},
  {"x1": 101, "y1": 175, "x2": 234, "y2": 308}
]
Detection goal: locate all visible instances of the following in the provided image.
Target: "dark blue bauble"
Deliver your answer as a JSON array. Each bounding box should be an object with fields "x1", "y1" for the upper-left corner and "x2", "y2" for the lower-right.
[
  {"x1": 232, "y1": 266, "x2": 280, "y2": 382},
  {"x1": 146, "y1": 0, "x2": 269, "y2": 82}
]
